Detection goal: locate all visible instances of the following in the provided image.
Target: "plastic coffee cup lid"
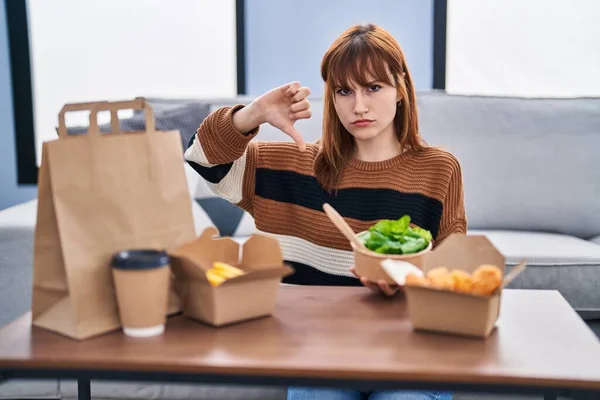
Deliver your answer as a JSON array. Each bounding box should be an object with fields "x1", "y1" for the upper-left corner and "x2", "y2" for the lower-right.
[{"x1": 111, "y1": 249, "x2": 169, "y2": 270}]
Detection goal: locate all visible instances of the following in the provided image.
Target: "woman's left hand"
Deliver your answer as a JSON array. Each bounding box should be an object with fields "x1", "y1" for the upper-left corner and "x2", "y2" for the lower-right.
[{"x1": 350, "y1": 267, "x2": 402, "y2": 297}]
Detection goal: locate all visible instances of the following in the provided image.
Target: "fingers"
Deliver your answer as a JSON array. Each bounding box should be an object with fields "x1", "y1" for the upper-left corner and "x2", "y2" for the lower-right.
[
  {"x1": 282, "y1": 125, "x2": 306, "y2": 152},
  {"x1": 352, "y1": 267, "x2": 399, "y2": 297},
  {"x1": 284, "y1": 82, "x2": 311, "y2": 121},
  {"x1": 360, "y1": 276, "x2": 380, "y2": 294},
  {"x1": 284, "y1": 82, "x2": 310, "y2": 103},
  {"x1": 291, "y1": 87, "x2": 311, "y2": 103},
  {"x1": 290, "y1": 99, "x2": 310, "y2": 113},
  {"x1": 291, "y1": 109, "x2": 312, "y2": 122},
  {"x1": 377, "y1": 280, "x2": 399, "y2": 297}
]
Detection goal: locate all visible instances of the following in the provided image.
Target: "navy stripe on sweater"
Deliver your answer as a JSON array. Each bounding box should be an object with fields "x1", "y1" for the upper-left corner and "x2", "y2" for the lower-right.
[
  {"x1": 186, "y1": 135, "x2": 234, "y2": 184},
  {"x1": 283, "y1": 261, "x2": 363, "y2": 286},
  {"x1": 255, "y1": 168, "x2": 443, "y2": 239}
]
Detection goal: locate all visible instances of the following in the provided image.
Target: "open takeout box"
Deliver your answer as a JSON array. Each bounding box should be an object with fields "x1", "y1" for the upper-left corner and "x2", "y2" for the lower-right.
[
  {"x1": 169, "y1": 227, "x2": 293, "y2": 327},
  {"x1": 381, "y1": 234, "x2": 526, "y2": 338}
]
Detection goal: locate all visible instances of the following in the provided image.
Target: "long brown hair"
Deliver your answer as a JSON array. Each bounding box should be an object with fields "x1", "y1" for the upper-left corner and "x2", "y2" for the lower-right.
[{"x1": 314, "y1": 24, "x2": 426, "y2": 193}]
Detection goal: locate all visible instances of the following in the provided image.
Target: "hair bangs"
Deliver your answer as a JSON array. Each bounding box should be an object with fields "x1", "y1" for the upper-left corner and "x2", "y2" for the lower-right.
[{"x1": 327, "y1": 39, "x2": 396, "y2": 90}]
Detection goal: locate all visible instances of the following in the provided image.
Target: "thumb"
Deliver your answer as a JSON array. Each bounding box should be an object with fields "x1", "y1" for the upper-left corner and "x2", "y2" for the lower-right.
[{"x1": 282, "y1": 124, "x2": 306, "y2": 152}]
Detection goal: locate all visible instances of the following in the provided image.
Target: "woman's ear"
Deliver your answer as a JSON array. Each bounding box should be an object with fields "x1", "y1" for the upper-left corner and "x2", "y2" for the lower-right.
[{"x1": 396, "y1": 89, "x2": 403, "y2": 104}]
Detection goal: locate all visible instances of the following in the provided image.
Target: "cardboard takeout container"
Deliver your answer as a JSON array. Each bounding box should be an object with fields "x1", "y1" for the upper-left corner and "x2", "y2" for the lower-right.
[
  {"x1": 383, "y1": 234, "x2": 526, "y2": 339},
  {"x1": 169, "y1": 227, "x2": 293, "y2": 327},
  {"x1": 352, "y1": 231, "x2": 432, "y2": 284}
]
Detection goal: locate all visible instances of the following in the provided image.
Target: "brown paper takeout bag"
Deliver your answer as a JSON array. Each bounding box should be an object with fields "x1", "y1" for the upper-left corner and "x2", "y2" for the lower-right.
[{"x1": 31, "y1": 98, "x2": 196, "y2": 340}]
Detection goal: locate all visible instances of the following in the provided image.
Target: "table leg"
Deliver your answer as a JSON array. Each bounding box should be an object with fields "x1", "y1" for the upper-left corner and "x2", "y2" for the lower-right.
[{"x1": 78, "y1": 378, "x2": 91, "y2": 400}]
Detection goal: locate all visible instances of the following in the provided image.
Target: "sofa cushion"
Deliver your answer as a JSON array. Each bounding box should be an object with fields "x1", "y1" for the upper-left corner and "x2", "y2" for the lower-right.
[
  {"x1": 233, "y1": 212, "x2": 257, "y2": 237},
  {"x1": 468, "y1": 229, "x2": 600, "y2": 266},
  {"x1": 419, "y1": 92, "x2": 600, "y2": 239},
  {"x1": 469, "y1": 229, "x2": 600, "y2": 315},
  {"x1": 0, "y1": 198, "x2": 37, "y2": 227},
  {"x1": 193, "y1": 178, "x2": 245, "y2": 237}
]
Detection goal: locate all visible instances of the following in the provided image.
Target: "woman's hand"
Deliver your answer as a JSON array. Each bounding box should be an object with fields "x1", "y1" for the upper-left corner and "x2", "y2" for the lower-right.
[
  {"x1": 235, "y1": 81, "x2": 311, "y2": 151},
  {"x1": 350, "y1": 267, "x2": 402, "y2": 297}
]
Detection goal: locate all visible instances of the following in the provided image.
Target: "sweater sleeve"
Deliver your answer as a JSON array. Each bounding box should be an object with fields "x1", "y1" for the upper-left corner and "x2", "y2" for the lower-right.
[
  {"x1": 184, "y1": 105, "x2": 259, "y2": 214},
  {"x1": 434, "y1": 158, "x2": 468, "y2": 247}
]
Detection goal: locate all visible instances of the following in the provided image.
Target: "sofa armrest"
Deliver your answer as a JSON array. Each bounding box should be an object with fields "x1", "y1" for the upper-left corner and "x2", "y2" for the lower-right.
[
  {"x1": 0, "y1": 226, "x2": 34, "y2": 328},
  {"x1": 0, "y1": 200, "x2": 37, "y2": 327}
]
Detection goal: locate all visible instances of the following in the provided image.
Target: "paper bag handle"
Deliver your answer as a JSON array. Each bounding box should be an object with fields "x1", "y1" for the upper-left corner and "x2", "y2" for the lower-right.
[
  {"x1": 88, "y1": 98, "x2": 156, "y2": 137},
  {"x1": 87, "y1": 98, "x2": 160, "y2": 189},
  {"x1": 57, "y1": 101, "x2": 119, "y2": 138}
]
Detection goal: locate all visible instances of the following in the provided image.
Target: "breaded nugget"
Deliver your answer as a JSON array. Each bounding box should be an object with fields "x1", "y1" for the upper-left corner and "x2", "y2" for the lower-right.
[
  {"x1": 426, "y1": 267, "x2": 453, "y2": 289},
  {"x1": 405, "y1": 272, "x2": 430, "y2": 287},
  {"x1": 450, "y1": 270, "x2": 473, "y2": 293},
  {"x1": 471, "y1": 264, "x2": 502, "y2": 295}
]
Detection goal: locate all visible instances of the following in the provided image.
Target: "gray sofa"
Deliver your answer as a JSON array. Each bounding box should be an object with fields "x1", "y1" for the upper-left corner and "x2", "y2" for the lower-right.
[{"x1": 1, "y1": 91, "x2": 599, "y2": 400}]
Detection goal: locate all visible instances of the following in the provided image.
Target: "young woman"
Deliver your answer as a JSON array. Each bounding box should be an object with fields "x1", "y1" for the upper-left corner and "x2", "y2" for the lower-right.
[{"x1": 185, "y1": 23, "x2": 464, "y2": 400}]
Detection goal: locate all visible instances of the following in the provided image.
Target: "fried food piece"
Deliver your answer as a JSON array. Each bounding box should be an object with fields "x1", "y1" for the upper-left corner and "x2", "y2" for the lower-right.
[
  {"x1": 405, "y1": 272, "x2": 430, "y2": 287},
  {"x1": 450, "y1": 270, "x2": 474, "y2": 293},
  {"x1": 426, "y1": 266, "x2": 449, "y2": 278},
  {"x1": 206, "y1": 269, "x2": 226, "y2": 287},
  {"x1": 471, "y1": 264, "x2": 502, "y2": 295},
  {"x1": 426, "y1": 267, "x2": 453, "y2": 289},
  {"x1": 212, "y1": 261, "x2": 245, "y2": 279}
]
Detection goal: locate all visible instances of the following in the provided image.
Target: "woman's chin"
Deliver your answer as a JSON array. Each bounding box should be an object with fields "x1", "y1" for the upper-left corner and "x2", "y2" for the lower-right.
[{"x1": 348, "y1": 128, "x2": 382, "y2": 141}]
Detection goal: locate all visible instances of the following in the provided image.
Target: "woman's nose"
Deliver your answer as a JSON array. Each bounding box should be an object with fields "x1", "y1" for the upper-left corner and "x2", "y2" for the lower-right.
[{"x1": 353, "y1": 92, "x2": 368, "y2": 115}]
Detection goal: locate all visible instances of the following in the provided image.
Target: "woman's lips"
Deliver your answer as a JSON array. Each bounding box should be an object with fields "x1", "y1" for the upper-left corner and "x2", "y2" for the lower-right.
[{"x1": 351, "y1": 119, "x2": 374, "y2": 127}]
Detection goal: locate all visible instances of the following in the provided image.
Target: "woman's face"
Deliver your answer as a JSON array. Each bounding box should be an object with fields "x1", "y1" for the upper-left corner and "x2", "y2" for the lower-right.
[{"x1": 333, "y1": 71, "x2": 400, "y2": 142}]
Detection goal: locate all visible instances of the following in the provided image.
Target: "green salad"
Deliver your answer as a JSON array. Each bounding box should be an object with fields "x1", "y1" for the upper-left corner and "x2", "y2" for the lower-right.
[{"x1": 357, "y1": 215, "x2": 432, "y2": 255}]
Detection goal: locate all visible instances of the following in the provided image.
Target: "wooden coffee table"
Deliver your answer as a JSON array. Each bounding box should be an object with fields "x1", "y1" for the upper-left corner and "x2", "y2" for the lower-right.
[{"x1": 1, "y1": 286, "x2": 599, "y2": 400}]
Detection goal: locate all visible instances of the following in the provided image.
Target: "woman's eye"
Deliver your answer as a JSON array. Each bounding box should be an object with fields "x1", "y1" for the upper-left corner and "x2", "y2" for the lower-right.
[
  {"x1": 369, "y1": 85, "x2": 382, "y2": 92},
  {"x1": 336, "y1": 88, "x2": 351, "y2": 96}
]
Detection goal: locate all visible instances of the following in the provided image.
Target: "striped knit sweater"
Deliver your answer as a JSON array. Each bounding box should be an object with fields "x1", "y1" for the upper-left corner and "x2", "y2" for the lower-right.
[{"x1": 185, "y1": 105, "x2": 467, "y2": 286}]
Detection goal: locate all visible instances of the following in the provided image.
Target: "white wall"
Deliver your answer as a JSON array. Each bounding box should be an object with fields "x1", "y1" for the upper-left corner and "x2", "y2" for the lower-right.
[
  {"x1": 446, "y1": 0, "x2": 600, "y2": 97},
  {"x1": 28, "y1": 0, "x2": 236, "y2": 164}
]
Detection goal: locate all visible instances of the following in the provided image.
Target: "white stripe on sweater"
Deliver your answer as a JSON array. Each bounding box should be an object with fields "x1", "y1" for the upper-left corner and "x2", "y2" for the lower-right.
[
  {"x1": 184, "y1": 135, "x2": 246, "y2": 204},
  {"x1": 257, "y1": 230, "x2": 354, "y2": 277},
  {"x1": 184, "y1": 134, "x2": 212, "y2": 165}
]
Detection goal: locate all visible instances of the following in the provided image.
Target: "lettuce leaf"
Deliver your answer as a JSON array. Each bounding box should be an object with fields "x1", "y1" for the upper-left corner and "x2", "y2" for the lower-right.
[{"x1": 359, "y1": 215, "x2": 432, "y2": 255}]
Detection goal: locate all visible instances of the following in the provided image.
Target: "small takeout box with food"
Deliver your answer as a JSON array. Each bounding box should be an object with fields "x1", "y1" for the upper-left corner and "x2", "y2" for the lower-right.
[
  {"x1": 381, "y1": 234, "x2": 527, "y2": 338},
  {"x1": 169, "y1": 227, "x2": 293, "y2": 327}
]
